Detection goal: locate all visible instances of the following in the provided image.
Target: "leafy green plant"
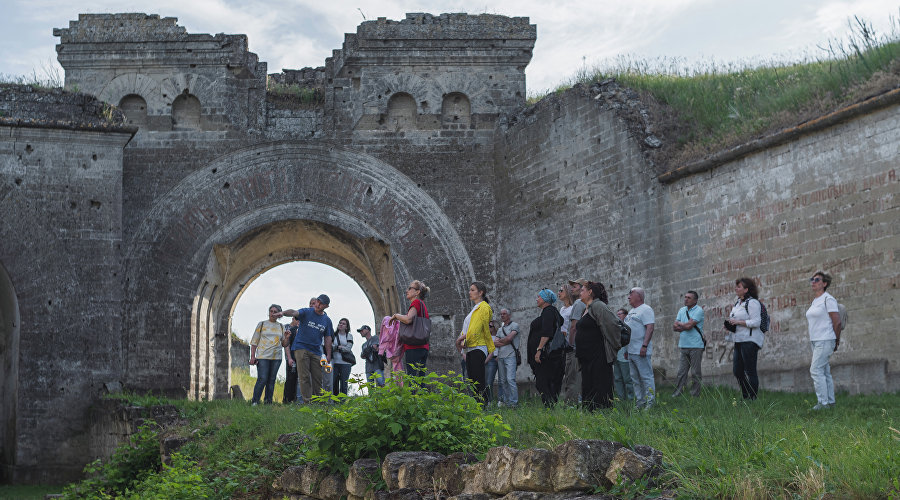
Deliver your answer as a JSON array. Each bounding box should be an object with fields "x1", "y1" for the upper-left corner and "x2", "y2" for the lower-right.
[
  {"x1": 304, "y1": 372, "x2": 510, "y2": 474},
  {"x1": 124, "y1": 454, "x2": 213, "y2": 500},
  {"x1": 62, "y1": 422, "x2": 161, "y2": 499}
]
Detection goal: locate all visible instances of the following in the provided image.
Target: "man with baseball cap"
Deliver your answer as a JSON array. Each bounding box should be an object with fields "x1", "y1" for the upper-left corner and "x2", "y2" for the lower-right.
[
  {"x1": 279, "y1": 294, "x2": 334, "y2": 404},
  {"x1": 358, "y1": 324, "x2": 385, "y2": 387}
]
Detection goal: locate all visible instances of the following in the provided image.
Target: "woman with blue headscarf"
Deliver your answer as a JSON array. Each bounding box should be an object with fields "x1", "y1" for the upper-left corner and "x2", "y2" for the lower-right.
[{"x1": 528, "y1": 288, "x2": 565, "y2": 407}]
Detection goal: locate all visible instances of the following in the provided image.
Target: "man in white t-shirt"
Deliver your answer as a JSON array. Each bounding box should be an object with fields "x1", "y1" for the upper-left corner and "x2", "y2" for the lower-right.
[
  {"x1": 806, "y1": 271, "x2": 842, "y2": 410},
  {"x1": 624, "y1": 287, "x2": 656, "y2": 409}
]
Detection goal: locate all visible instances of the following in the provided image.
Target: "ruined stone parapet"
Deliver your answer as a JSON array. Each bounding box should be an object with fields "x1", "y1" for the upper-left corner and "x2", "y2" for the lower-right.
[
  {"x1": 0, "y1": 84, "x2": 131, "y2": 132},
  {"x1": 54, "y1": 13, "x2": 266, "y2": 134}
]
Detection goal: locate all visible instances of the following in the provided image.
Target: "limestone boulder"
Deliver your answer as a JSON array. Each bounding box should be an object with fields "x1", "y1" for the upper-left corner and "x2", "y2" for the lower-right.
[
  {"x1": 382, "y1": 451, "x2": 445, "y2": 491},
  {"x1": 346, "y1": 458, "x2": 381, "y2": 497},
  {"x1": 552, "y1": 439, "x2": 624, "y2": 491},
  {"x1": 433, "y1": 452, "x2": 479, "y2": 497},
  {"x1": 274, "y1": 465, "x2": 311, "y2": 493},
  {"x1": 604, "y1": 448, "x2": 656, "y2": 487},
  {"x1": 500, "y1": 492, "x2": 611, "y2": 500},
  {"x1": 459, "y1": 463, "x2": 483, "y2": 495},
  {"x1": 479, "y1": 446, "x2": 519, "y2": 495},
  {"x1": 632, "y1": 444, "x2": 664, "y2": 475},
  {"x1": 398, "y1": 452, "x2": 446, "y2": 490},
  {"x1": 318, "y1": 471, "x2": 349, "y2": 500},
  {"x1": 370, "y1": 488, "x2": 424, "y2": 499},
  {"x1": 509, "y1": 448, "x2": 556, "y2": 492}
]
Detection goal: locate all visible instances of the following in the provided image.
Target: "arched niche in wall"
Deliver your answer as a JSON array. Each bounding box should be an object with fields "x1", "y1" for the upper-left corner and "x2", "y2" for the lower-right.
[
  {"x1": 119, "y1": 94, "x2": 148, "y2": 127},
  {"x1": 441, "y1": 92, "x2": 471, "y2": 126},
  {"x1": 172, "y1": 90, "x2": 202, "y2": 131},
  {"x1": 0, "y1": 261, "x2": 19, "y2": 482},
  {"x1": 386, "y1": 92, "x2": 417, "y2": 130}
]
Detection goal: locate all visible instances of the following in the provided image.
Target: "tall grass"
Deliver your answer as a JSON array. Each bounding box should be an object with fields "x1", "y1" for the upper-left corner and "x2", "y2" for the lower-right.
[
  {"x1": 532, "y1": 14, "x2": 900, "y2": 155},
  {"x1": 499, "y1": 387, "x2": 899, "y2": 498},
  {"x1": 96, "y1": 384, "x2": 900, "y2": 499}
]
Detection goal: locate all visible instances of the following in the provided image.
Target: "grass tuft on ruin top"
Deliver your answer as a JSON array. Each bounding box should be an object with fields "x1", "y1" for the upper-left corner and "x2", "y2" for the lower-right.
[
  {"x1": 266, "y1": 78, "x2": 325, "y2": 109},
  {"x1": 530, "y1": 14, "x2": 900, "y2": 166}
]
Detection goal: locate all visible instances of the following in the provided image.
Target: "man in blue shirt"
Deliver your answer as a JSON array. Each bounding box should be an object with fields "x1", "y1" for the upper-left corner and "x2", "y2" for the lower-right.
[
  {"x1": 280, "y1": 294, "x2": 334, "y2": 404},
  {"x1": 672, "y1": 290, "x2": 705, "y2": 397}
]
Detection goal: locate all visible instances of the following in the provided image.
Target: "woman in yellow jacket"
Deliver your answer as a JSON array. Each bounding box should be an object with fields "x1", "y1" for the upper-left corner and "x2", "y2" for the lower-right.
[{"x1": 455, "y1": 281, "x2": 495, "y2": 405}]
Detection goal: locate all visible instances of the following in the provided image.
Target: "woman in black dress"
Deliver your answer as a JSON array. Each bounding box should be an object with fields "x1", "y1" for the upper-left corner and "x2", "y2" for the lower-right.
[
  {"x1": 576, "y1": 281, "x2": 617, "y2": 410},
  {"x1": 527, "y1": 288, "x2": 564, "y2": 407}
]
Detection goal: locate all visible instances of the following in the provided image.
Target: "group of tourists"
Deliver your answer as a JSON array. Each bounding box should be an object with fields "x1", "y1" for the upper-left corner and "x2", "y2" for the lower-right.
[{"x1": 247, "y1": 271, "x2": 843, "y2": 411}]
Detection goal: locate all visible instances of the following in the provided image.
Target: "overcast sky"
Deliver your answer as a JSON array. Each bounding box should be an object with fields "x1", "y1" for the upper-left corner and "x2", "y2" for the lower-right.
[{"x1": 2, "y1": 0, "x2": 898, "y2": 93}]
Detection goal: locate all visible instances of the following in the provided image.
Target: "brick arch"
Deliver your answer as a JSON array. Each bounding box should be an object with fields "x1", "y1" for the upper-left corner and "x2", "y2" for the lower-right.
[
  {"x1": 97, "y1": 72, "x2": 160, "y2": 112},
  {"x1": 123, "y1": 142, "x2": 475, "y2": 397}
]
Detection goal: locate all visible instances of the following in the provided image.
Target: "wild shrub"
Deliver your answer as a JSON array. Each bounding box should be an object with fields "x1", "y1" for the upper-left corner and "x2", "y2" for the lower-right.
[
  {"x1": 124, "y1": 454, "x2": 214, "y2": 500},
  {"x1": 304, "y1": 372, "x2": 510, "y2": 474},
  {"x1": 61, "y1": 423, "x2": 161, "y2": 499}
]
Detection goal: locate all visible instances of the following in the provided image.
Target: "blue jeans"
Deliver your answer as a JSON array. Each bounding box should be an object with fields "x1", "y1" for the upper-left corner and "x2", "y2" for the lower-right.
[
  {"x1": 733, "y1": 342, "x2": 760, "y2": 400},
  {"x1": 496, "y1": 355, "x2": 518, "y2": 405},
  {"x1": 628, "y1": 354, "x2": 655, "y2": 408},
  {"x1": 810, "y1": 340, "x2": 835, "y2": 405},
  {"x1": 252, "y1": 358, "x2": 282, "y2": 404},
  {"x1": 366, "y1": 368, "x2": 385, "y2": 387},
  {"x1": 613, "y1": 359, "x2": 634, "y2": 400},
  {"x1": 333, "y1": 363, "x2": 351, "y2": 395},
  {"x1": 485, "y1": 357, "x2": 501, "y2": 403}
]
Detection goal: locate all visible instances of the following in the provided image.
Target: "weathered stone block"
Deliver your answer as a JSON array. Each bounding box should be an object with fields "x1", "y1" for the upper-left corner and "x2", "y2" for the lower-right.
[
  {"x1": 433, "y1": 453, "x2": 479, "y2": 497},
  {"x1": 604, "y1": 448, "x2": 656, "y2": 487},
  {"x1": 347, "y1": 458, "x2": 380, "y2": 497},
  {"x1": 552, "y1": 439, "x2": 623, "y2": 491},
  {"x1": 509, "y1": 448, "x2": 556, "y2": 492},
  {"x1": 382, "y1": 451, "x2": 445, "y2": 491},
  {"x1": 397, "y1": 452, "x2": 445, "y2": 490},
  {"x1": 480, "y1": 446, "x2": 519, "y2": 495}
]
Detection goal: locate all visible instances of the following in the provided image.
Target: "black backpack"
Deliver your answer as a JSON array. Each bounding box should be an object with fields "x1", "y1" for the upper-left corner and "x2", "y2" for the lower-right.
[{"x1": 742, "y1": 299, "x2": 770, "y2": 335}]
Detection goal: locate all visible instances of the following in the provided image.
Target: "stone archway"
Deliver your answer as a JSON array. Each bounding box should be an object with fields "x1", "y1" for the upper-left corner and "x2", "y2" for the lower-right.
[
  {"x1": 0, "y1": 261, "x2": 19, "y2": 482},
  {"x1": 123, "y1": 142, "x2": 475, "y2": 398},
  {"x1": 191, "y1": 219, "x2": 400, "y2": 399}
]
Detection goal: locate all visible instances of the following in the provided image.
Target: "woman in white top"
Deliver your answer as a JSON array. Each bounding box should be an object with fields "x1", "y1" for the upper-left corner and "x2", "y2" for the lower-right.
[
  {"x1": 249, "y1": 304, "x2": 285, "y2": 405},
  {"x1": 806, "y1": 271, "x2": 841, "y2": 410},
  {"x1": 332, "y1": 317, "x2": 354, "y2": 395},
  {"x1": 726, "y1": 278, "x2": 763, "y2": 400}
]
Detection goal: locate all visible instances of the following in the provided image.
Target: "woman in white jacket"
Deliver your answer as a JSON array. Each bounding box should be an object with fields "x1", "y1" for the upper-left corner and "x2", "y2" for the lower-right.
[
  {"x1": 806, "y1": 271, "x2": 841, "y2": 410},
  {"x1": 727, "y1": 277, "x2": 763, "y2": 400}
]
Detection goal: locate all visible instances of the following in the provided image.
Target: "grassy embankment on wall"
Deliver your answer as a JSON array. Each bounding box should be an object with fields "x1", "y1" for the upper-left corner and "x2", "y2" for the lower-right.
[{"x1": 531, "y1": 15, "x2": 900, "y2": 165}]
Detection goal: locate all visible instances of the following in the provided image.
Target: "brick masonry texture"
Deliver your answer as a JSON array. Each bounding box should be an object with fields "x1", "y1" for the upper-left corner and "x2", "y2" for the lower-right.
[
  {"x1": 0, "y1": 11, "x2": 898, "y2": 483},
  {"x1": 493, "y1": 84, "x2": 898, "y2": 396}
]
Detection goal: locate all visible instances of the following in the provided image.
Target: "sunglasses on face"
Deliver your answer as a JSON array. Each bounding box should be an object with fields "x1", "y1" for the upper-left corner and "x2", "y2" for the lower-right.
[{"x1": 810, "y1": 277, "x2": 822, "y2": 283}]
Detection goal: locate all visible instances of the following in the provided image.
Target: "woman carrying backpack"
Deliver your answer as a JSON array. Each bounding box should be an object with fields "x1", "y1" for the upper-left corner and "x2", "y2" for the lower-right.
[
  {"x1": 727, "y1": 277, "x2": 764, "y2": 400},
  {"x1": 806, "y1": 271, "x2": 841, "y2": 410}
]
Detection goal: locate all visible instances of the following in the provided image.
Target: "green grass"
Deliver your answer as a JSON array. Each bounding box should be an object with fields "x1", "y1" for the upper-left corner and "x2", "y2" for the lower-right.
[
  {"x1": 0, "y1": 485, "x2": 63, "y2": 499},
  {"x1": 531, "y1": 15, "x2": 900, "y2": 163},
  {"x1": 230, "y1": 366, "x2": 287, "y2": 403},
  {"x1": 499, "y1": 387, "x2": 900, "y2": 498},
  {"x1": 78, "y1": 385, "x2": 899, "y2": 499},
  {"x1": 266, "y1": 79, "x2": 324, "y2": 107}
]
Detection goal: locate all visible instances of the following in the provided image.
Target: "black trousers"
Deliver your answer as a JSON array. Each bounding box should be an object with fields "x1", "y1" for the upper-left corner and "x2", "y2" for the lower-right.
[
  {"x1": 733, "y1": 342, "x2": 760, "y2": 400},
  {"x1": 466, "y1": 349, "x2": 489, "y2": 404},
  {"x1": 579, "y1": 356, "x2": 614, "y2": 411},
  {"x1": 282, "y1": 351, "x2": 297, "y2": 403},
  {"x1": 532, "y1": 349, "x2": 565, "y2": 407}
]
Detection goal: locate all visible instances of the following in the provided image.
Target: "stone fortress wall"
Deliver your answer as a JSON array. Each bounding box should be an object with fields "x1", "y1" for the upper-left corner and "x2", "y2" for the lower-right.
[{"x1": 0, "y1": 11, "x2": 897, "y2": 483}]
